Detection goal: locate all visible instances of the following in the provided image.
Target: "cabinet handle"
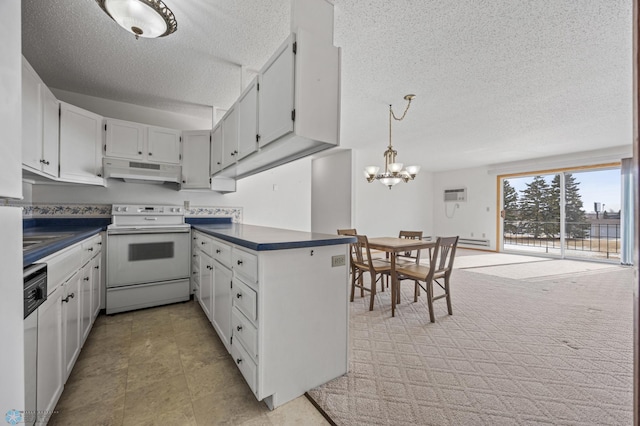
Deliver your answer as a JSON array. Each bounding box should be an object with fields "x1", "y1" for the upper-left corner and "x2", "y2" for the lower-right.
[
  {"x1": 216, "y1": 249, "x2": 221, "y2": 254},
  {"x1": 98, "y1": 242, "x2": 102, "y2": 245},
  {"x1": 182, "y1": 180, "x2": 186, "y2": 184},
  {"x1": 236, "y1": 358, "x2": 243, "y2": 365},
  {"x1": 217, "y1": 161, "x2": 221, "y2": 165},
  {"x1": 62, "y1": 293, "x2": 75, "y2": 303},
  {"x1": 84, "y1": 277, "x2": 90, "y2": 281},
  {"x1": 192, "y1": 271, "x2": 197, "y2": 275},
  {"x1": 207, "y1": 265, "x2": 213, "y2": 270},
  {"x1": 138, "y1": 151, "x2": 142, "y2": 155},
  {"x1": 88, "y1": 247, "x2": 94, "y2": 251},
  {"x1": 148, "y1": 152, "x2": 153, "y2": 156},
  {"x1": 236, "y1": 325, "x2": 243, "y2": 332},
  {"x1": 201, "y1": 241, "x2": 206, "y2": 245},
  {"x1": 236, "y1": 293, "x2": 242, "y2": 299},
  {"x1": 94, "y1": 265, "x2": 100, "y2": 269},
  {"x1": 237, "y1": 260, "x2": 243, "y2": 265},
  {"x1": 193, "y1": 254, "x2": 197, "y2": 257}
]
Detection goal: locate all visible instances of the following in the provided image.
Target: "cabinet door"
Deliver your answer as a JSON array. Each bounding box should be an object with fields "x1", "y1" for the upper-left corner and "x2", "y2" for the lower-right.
[
  {"x1": 41, "y1": 86, "x2": 60, "y2": 178},
  {"x1": 237, "y1": 78, "x2": 258, "y2": 160},
  {"x1": 37, "y1": 285, "x2": 63, "y2": 420},
  {"x1": 21, "y1": 59, "x2": 43, "y2": 171},
  {"x1": 198, "y1": 252, "x2": 213, "y2": 321},
  {"x1": 148, "y1": 126, "x2": 181, "y2": 164},
  {"x1": 221, "y1": 105, "x2": 238, "y2": 168},
  {"x1": 80, "y1": 262, "x2": 92, "y2": 344},
  {"x1": 258, "y1": 35, "x2": 295, "y2": 148},
  {"x1": 213, "y1": 262, "x2": 232, "y2": 350},
  {"x1": 181, "y1": 130, "x2": 211, "y2": 189},
  {"x1": 59, "y1": 102, "x2": 104, "y2": 185},
  {"x1": 91, "y1": 256, "x2": 102, "y2": 321},
  {"x1": 105, "y1": 118, "x2": 144, "y2": 160},
  {"x1": 210, "y1": 123, "x2": 223, "y2": 175},
  {"x1": 62, "y1": 274, "x2": 81, "y2": 381}
]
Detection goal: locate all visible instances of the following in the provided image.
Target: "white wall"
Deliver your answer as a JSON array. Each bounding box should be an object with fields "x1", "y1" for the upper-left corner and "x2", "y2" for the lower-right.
[
  {"x1": 432, "y1": 167, "x2": 497, "y2": 249},
  {"x1": 226, "y1": 157, "x2": 312, "y2": 231},
  {"x1": 0, "y1": 0, "x2": 24, "y2": 417},
  {"x1": 311, "y1": 149, "x2": 352, "y2": 234},
  {"x1": 353, "y1": 148, "x2": 434, "y2": 237},
  {"x1": 51, "y1": 89, "x2": 212, "y2": 130}
]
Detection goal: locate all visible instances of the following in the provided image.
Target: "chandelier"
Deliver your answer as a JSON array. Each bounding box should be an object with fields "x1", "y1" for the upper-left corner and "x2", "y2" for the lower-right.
[
  {"x1": 96, "y1": 0, "x2": 178, "y2": 40},
  {"x1": 364, "y1": 94, "x2": 420, "y2": 189}
]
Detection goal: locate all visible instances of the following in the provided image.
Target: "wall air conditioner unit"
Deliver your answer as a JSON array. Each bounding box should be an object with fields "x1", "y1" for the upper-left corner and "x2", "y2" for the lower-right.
[
  {"x1": 103, "y1": 158, "x2": 181, "y2": 184},
  {"x1": 444, "y1": 188, "x2": 467, "y2": 202}
]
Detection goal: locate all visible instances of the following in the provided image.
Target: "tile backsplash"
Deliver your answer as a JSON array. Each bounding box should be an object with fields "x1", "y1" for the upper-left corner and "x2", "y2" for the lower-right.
[{"x1": 9, "y1": 202, "x2": 242, "y2": 222}]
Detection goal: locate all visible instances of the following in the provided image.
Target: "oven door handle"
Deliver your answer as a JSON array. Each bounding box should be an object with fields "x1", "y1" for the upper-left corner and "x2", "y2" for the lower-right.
[{"x1": 107, "y1": 228, "x2": 191, "y2": 235}]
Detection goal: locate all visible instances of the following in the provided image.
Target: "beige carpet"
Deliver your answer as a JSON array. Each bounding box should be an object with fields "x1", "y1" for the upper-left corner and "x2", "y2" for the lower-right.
[{"x1": 307, "y1": 264, "x2": 634, "y2": 425}]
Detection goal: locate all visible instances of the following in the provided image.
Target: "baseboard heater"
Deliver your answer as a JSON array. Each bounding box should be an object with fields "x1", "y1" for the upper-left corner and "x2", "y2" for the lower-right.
[{"x1": 458, "y1": 238, "x2": 490, "y2": 247}]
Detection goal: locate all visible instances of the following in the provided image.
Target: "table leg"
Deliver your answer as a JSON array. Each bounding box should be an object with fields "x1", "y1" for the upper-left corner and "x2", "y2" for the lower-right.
[{"x1": 391, "y1": 252, "x2": 396, "y2": 317}]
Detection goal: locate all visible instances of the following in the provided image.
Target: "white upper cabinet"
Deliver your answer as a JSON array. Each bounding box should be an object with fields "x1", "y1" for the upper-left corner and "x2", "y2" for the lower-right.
[
  {"x1": 237, "y1": 77, "x2": 259, "y2": 160},
  {"x1": 210, "y1": 123, "x2": 223, "y2": 175},
  {"x1": 104, "y1": 119, "x2": 144, "y2": 160},
  {"x1": 258, "y1": 36, "x2": 295, "y2": 148},
  {"x1": 213, "y1": 30, "x2": 340, "y2": 180},
  {"x1": 221, "y1": 105, "x2": 239, "y2": 169},
  {"x1": 59, "y1": 102, "x2": 105, "y2": 186},
  {"x1": 148, "y1": 126, "x2": 181, "y2": 164},
  {"x1": 22, "y1": 58, "x2": 59, "y2": 179},
  {"x1": 181, "y1": 130, "x2": 211, "y2": 189},
  {"x1": 104, "y1": 118, "x2": 181, "y2": 165}
]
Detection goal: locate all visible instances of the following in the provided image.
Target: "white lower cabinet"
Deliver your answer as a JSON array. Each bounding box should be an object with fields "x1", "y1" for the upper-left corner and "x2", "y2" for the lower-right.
[
  {"x1": 197, "y1": 251, "x2": 213, "y2": 321},
  {"x1": 36, "y1": 285, "x2": 63, "y2": 423},
  {"x1": 36, "y1": 233, "x2": 103, "y2": 418},
  {"x1": 62, "y1": 272, "x2": 81, "y2": 381},
  {"x1": 212, "y1": 261, "x2": 232, "y2": 349},
  {"x1": 191, "y1": 229, "x2": 349, "y2": 410}
]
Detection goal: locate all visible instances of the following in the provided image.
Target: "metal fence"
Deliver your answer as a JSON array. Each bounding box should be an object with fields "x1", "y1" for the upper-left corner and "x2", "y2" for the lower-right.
[{"x1": 503, "y1": 221, "x2": 620, "y2": 259}]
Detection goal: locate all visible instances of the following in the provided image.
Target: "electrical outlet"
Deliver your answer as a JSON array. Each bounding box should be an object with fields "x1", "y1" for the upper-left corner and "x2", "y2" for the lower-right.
[{"x1": 331, "y1": 255, "x2": 346, "y2": 267}]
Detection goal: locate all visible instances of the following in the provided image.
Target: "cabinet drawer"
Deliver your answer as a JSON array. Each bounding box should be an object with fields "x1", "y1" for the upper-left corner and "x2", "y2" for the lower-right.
[
  {"x1": 81, "y1": 235, "x2": 101, "y2": 265},
  {"x1": 231, "y1": 338, "x2": 257, "y2": 395},
  {"x1": 196, "y1": 236, "x2": 213, "y2": 257},
  {"x1": 232, "y1": 307, "x2": 258, "y2": 361},
  {"x1": 233, "y1": 278, "x2": 257, "y2": 322},
  {"x1": 211, "y1": 239, "x2": 232, "y2": 268},
  {"x1": 232, "y1": 248, "x2": 257, "y2": 283},
  {"x1": 43, "y1": 244, "x2": 82, "y2": 295}
]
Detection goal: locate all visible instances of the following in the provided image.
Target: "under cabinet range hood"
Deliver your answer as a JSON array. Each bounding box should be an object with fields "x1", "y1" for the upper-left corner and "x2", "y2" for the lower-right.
[{"x1": 103, "y1": 158, "x2": 181, "y2": 184}]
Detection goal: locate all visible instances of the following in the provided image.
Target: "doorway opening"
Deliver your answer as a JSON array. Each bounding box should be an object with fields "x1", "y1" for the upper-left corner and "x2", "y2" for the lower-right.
[{"x1": 499, "y1": 165, "x2": 622, "y2": 262}]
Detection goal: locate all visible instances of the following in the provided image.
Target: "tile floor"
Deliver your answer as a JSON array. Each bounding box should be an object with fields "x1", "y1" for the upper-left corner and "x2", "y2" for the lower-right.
[{"x1": 48, "y1": 300, "x2": 329, "y2": 425}]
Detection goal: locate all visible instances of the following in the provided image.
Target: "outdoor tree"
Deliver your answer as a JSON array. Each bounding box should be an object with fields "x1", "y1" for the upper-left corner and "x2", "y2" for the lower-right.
[
  {"x1": 518, "y1": 175, "x2": 551, "y2": 238},
  {"x1": 563, "y1": 173, "x2": 587, "y2": 238},
  {"x1": 503, "y1": 179, "x2": 519, "y2": 234}
]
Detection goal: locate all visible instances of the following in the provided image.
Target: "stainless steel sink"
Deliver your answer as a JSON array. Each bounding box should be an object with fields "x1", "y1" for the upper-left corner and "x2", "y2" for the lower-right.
[{"x1": 23, "y1": 233, "x2": 73, "y2": 251}]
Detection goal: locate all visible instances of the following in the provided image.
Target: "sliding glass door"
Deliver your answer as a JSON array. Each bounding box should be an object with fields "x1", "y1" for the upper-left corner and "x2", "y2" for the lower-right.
[{"x1": 501, "y1": 167, "x2": 622, "y2": 262}]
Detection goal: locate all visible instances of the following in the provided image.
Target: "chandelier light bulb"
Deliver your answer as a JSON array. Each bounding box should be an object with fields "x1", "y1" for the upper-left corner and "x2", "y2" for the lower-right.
[{"x1": 405, "y1": 165, "x2": 421, "y2": 177}]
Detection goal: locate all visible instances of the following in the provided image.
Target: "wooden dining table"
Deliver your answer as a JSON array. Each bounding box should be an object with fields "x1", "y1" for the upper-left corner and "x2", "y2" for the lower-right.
[{"x1": 367, "y1": 237, "x2": 436, "y2": 317}]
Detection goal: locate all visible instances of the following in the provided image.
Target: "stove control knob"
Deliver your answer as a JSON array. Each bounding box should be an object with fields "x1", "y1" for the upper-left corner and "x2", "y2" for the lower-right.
[
  {"x1": 176, "y1": 208, "x2": 181, "y2": 213},
  {"x1": 123, "y1": 207, "x2": 129, "y2": 212},
  {"x1": 115, "y1": 206, "x2": 120, "y2": 212}
]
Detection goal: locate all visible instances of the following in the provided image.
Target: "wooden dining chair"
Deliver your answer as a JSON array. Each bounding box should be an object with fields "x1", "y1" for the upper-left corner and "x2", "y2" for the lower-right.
[
  {"x1": 396, "y1": 230, "x2": 424, "y2": 265},
  {"x1": 351, "y1": 235, "x2": 391, "y2": 311},
  {"x1": 395, "y1": 236, "x2": 459, "y2": 322}
]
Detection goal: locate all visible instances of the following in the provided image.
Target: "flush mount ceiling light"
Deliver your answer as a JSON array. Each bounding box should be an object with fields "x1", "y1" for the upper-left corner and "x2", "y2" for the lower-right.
[
  {"x1": 364, "y1": 94, "x2": 421, "y2": 189},
  {"x1": 96, "y1": 0, "x2": 177, "y2": 39}
]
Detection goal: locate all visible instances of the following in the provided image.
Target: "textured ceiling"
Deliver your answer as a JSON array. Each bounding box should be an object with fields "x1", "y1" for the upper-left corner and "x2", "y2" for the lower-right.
[{"x1": 21, "y1": 0, "x2": 633, "y2": 171}]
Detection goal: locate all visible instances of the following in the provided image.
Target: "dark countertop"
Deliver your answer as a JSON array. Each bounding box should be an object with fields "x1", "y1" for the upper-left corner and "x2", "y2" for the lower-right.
[
  {"x1": 23, "y1": 226, "x2": 105, "y2": 267},
  {"x1": 191, "y1": 223, "x2": 355, "y2": 251}
]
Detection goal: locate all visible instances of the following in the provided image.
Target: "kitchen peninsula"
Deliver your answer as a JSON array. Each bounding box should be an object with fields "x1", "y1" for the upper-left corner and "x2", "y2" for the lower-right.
[{"x1": 190, "y1": 223, "x2": 354, "y2": 409}]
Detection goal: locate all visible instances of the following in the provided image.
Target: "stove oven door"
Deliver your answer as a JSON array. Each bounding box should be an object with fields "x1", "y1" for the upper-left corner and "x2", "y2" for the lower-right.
[{"x1": 106, "y1": 229, "x2": 190, "y2": 287}]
